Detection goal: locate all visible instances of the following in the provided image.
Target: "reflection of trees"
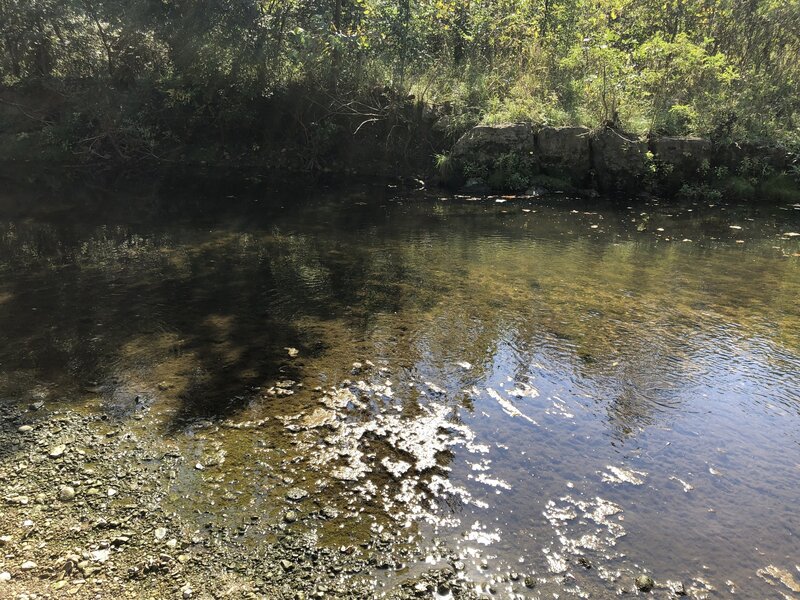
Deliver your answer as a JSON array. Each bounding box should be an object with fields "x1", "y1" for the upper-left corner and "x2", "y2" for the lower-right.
[{"x1": 0, "y1": 176, "x2": 797, "y2": 442}]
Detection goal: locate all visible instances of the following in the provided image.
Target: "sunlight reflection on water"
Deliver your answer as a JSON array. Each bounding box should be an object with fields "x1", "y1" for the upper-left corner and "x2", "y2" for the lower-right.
[{"x1": 0, "y1": 177, "x2": 798, "y2": 597}]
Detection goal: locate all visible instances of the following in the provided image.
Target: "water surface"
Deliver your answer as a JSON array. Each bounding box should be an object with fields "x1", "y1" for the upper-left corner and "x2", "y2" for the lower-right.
[{"x1": 1, "y1": 174, "x2": 799, "y2": 597}]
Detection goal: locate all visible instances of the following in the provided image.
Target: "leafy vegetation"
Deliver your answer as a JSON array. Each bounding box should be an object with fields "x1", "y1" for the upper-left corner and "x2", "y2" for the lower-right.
[
  {"x1": 678, "y1": 158, "x2": 800, "y2": 203},
  {"x1": 1, "y1": 0, "x2": 799, "y2": 163}
]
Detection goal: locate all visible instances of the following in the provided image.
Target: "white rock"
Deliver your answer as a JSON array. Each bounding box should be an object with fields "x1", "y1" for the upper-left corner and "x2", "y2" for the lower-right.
[
  {"x1": 48, "y1": 445, "x2": 66, "y2": 458},
  {"x1": 91, "y1": 549, "x2": 110, "y2": 563}
]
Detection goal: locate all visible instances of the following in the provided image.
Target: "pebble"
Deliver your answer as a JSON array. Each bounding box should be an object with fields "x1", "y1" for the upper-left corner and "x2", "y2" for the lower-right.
[
  {"x1": 91, "y1": 548, "x2": 110, "y2": 563},
  {"x1": 286, "y1": 487, "x2": 308, "y2": 501},
  {"x1": 17, "y1": 425, "x2": 33, "y2": 433},
  {"x1": 20, "y1": 561, "x2": 37, "y2": 570},
  {"x1": 320, "y1": 505, "x2": 339, "y2": 519},
  {"x1": 154, "y1": 527, "x2": 168, "y2": 540},
  {"x1": 48, "y1": 444, "x2": 66, "y2": 458},
  {"x1": 58, "y1": 485, "x2": 76, "y2": 502},
  {"x1": 666, "y1": 580, "x2": 687, "y2": 596},
  {"x1": 284, "y1": 511, "x2": 298, "y2": 523},
  {"x1": 0, "y1": 572, "x2": 10, "y2": 582}
]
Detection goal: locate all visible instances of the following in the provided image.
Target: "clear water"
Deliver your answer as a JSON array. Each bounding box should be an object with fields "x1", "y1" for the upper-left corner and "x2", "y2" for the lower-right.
[{"x1": 1, "y1": 173, "x2": 799, "y2": 597}]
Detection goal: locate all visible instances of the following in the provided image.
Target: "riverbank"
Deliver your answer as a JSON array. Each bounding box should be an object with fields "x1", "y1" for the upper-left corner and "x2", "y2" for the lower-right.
[
  {"x1": 440, "y1": 123, "x2": 800, "y2": 201},
  {"x1": 2, "y1": 83, "x2": 798, "y2": 203},
  {"x1": 0, "y1": 82, "x2": 448, "y2": 179},
  {"x1": 0, "y1": 397, "x2": 472, "y2": 600}
]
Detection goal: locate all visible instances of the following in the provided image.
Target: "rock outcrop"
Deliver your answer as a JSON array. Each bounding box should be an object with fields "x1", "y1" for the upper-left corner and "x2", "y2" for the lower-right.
[
  {"x1": 648, "y1": 136, "x2": 713, "y2": 192},
  {"x1": 590, "y1": 128, "x2": 649, "y2": 192},
  {"x1": 450, "y1": 123, "x2": 537, "y2": 166},
  {"x1": 535, "y1": 126, "x2": 591, "y2": 181},
  {"x1": 447, "y1": 123, "x2": 797, "y2": 197}
]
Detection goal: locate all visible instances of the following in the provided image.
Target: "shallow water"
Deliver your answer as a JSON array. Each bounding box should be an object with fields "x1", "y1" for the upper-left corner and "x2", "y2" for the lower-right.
[{"x1": 1, "y1": 173, "x2": 799, "y2": 597}]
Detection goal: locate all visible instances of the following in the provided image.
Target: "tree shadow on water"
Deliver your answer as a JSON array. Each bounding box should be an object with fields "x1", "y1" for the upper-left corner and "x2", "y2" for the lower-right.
[{"x1": 0, "y1": 176, "x2": 341, "y2": 430}]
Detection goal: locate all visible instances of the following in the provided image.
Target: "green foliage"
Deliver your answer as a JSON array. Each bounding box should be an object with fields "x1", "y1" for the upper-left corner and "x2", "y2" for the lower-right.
[
  {"x1": 462, "y1": 161, "x2": 489, "y2": 181},
  {"x1": 0, "y1": 0, "x2": 798, "y2": 160},
  {"x1": 759, "y1": 174, "x2": 800, "y2": 203},
  {"x1": 657, "y1": 105, "x2": 698, "y2": 136},
  {"x1": 722, "y1": 177, "x2": 757, "y2": 201},
  {"x1": 677, "y1": 169, "x2": 799, "y2": 203},
  {"x1": 678, "y1": 183, "x2": 723, "y2": 202},
  {"x1": 435, "y1": 152, "x2": 462, "y2": 187},
  {"x1": 489, "y1": 152, "x2": 536, "y2": 192}
]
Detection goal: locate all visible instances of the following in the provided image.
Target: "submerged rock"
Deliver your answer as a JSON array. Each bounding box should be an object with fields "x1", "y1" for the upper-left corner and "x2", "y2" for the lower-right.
[
  {"x1": 636, "y1": 574, "x2": 655, "y2": 592},
  {"x1": 302, "y1": 408, "x2": 336, "y2": 429}
]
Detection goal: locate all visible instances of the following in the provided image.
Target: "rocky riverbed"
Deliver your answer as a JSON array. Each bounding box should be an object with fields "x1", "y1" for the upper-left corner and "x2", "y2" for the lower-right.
[
  {"x1": 0, "y1": 371, "x2": 725, "y2": 600},
  {"x1": 0, "y1": 398, "x2": 477, "y2": 600}
]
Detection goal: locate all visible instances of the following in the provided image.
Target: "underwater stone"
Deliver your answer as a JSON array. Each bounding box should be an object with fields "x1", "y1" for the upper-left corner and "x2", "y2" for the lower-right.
[{"x1": 636, "y1": 574, "x2": 655, "y2": 592}]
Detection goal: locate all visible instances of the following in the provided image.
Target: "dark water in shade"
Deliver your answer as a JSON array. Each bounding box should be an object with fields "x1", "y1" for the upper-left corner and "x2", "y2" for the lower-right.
[{"x1": 1, "y1": 172, "x2": 799, "y2": 597}]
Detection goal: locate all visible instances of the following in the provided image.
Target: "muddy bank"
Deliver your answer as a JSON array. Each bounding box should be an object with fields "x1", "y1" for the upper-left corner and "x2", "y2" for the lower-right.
[{"x1": 443, "y1": 123, "x2": 799, "y2": 199}]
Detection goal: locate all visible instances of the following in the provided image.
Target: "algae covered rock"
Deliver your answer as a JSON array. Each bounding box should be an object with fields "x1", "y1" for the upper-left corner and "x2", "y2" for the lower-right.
[{"x1": 635, "y1": 573, "x2": 655, "y2": 592}]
